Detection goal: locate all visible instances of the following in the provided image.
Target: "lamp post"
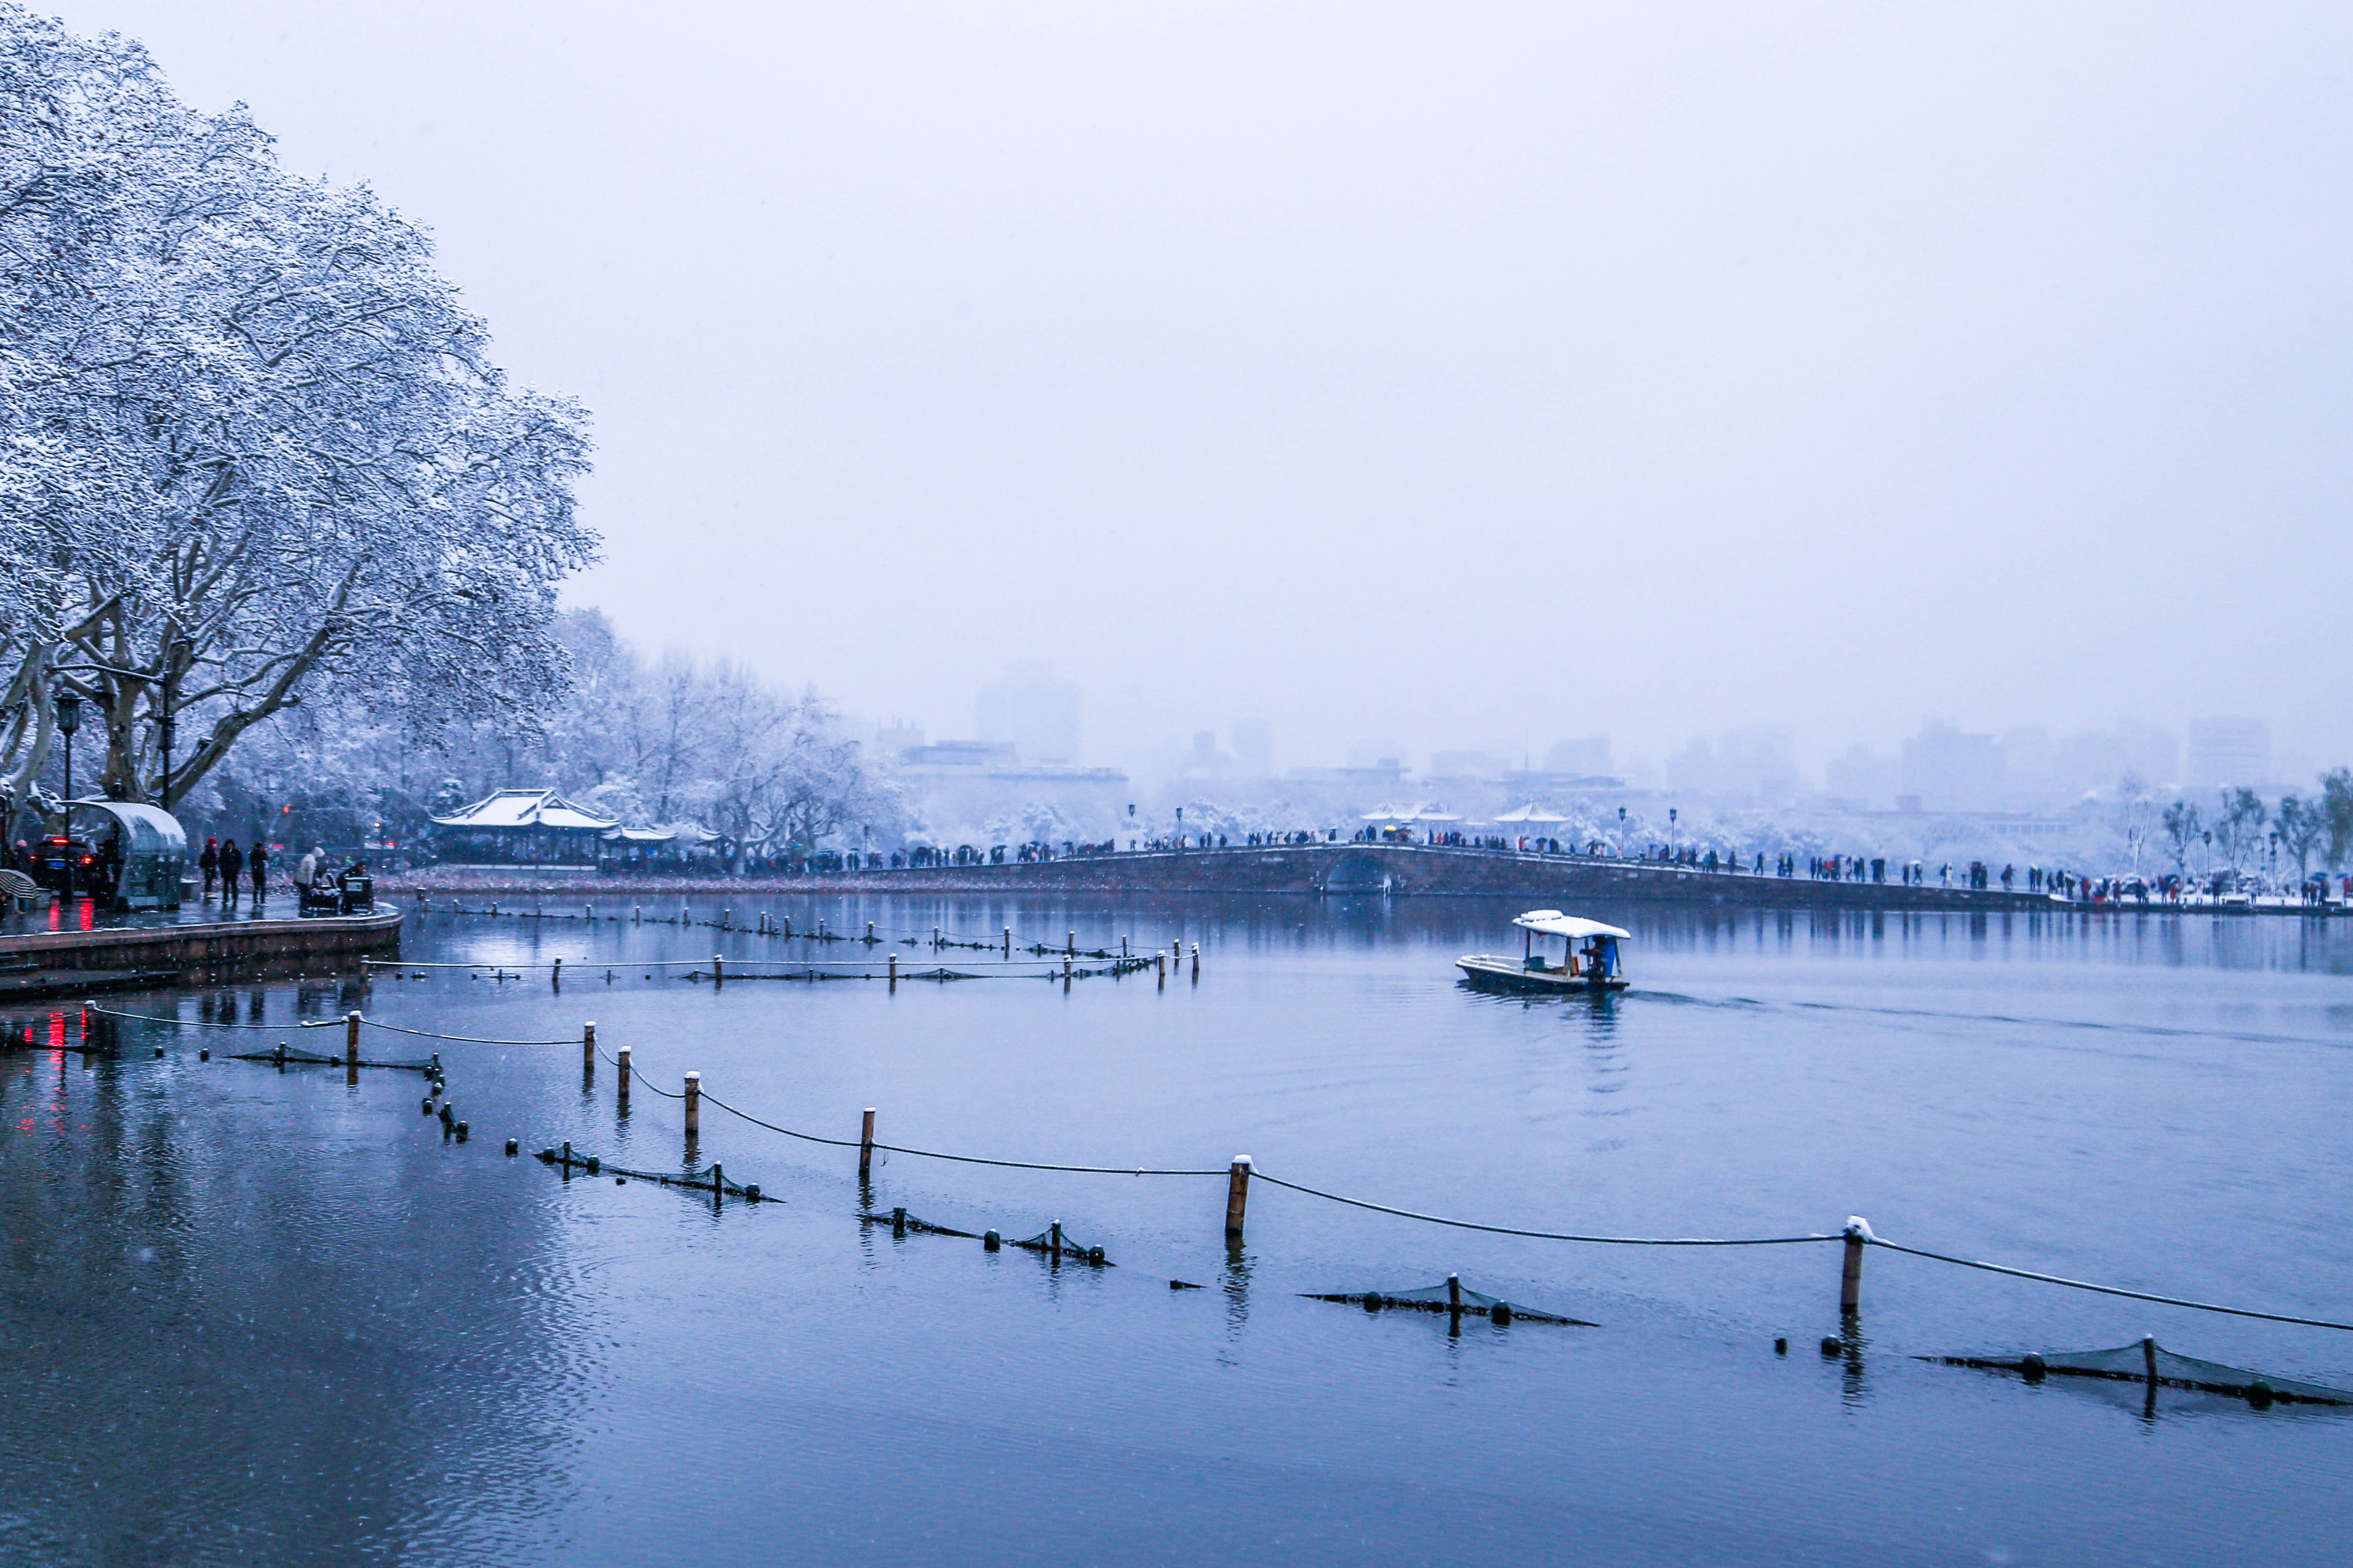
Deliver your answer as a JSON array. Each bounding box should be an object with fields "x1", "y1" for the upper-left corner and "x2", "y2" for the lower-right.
[
  {"x1": 1668, "y1": 806, "x2": 1678, "y2": 859},
  {"x1": 53, "y1": 686, "x2": 81, "y2": 905}
]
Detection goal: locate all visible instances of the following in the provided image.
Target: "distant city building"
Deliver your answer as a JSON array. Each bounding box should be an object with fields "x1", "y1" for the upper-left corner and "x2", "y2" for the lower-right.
[
  {"x1": 977, "y1": 666, "x2": 1081, "y2": 765},
  {"x1": 1823, "y1": 744, "x2": 1898, "y2": 808},
  {"x1": 2054, "y1": 720, "x2": 2179, "y2": 795},
  {"x1": 871, "y1": 719, "x2": 925, "y2": 761},
  {"x1": 2185, "y1": 717, "x2": 2271, "y2": 789},
  {"x1": 1545, "y1": 736, "x2": 1612, "y2": 775},
  {"x1": 1230, "y1": 718, "x2": 1273, "y2": 777},
  {"x1": 1900, "y1": 720, "x2": 2003, "y2": 812},
  {"x1": 1665, "y1": 727, "x2": 1796, "y2": 801},
  {"x1": 1428, "y1": 750, "x2": 1508, "y2": 781},
  {"x1": 1346, "y1": 739, "x2": 1409, "y2": 772}
]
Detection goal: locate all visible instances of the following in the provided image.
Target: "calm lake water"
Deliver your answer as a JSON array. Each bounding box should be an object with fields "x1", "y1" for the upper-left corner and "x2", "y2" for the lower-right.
[{"x1": 4, "y1": 895, "x2": 2349, "y2": 1566}]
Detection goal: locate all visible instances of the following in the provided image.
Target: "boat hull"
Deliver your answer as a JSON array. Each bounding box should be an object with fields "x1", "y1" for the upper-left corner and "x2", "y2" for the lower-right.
[{"x1": 1456, "y1": 954, "x2": 1628, "y2": 993}]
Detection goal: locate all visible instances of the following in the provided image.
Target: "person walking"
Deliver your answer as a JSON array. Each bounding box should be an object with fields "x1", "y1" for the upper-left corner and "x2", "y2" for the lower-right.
[
  {"x1": 199, "y1": 836, "x2": 218, "y2": 898},
  {"x1": 219, "y1": 838, "x2": 243, "y2": 904},
  {"x1": 249, "y1": 842, "x2": 268, "y2": 904}
]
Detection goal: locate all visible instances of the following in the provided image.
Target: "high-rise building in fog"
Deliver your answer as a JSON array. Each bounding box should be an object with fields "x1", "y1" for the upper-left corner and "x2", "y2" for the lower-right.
[
  {"x1": 976, "y1": 666, "x2": 1081, "y2": 765},
  {"x1": 1900, "y1": 720, "x2": 2003, "y2": 811},
  {"x1": 2186, "y1": 717, "x2": 2271, "y2": 789},
  {"x1": 1545, "y1": 736, "x2": 1612, "y2": 776},
  {"x1": 1230, "y1": 718, "x2": 1273, "y2": 776}
]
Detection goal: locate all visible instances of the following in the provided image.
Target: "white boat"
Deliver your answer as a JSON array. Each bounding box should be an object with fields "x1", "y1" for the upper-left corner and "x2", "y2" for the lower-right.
[{"x1": 1457, "y1": 910, "x2": 1631, "y2": 993}]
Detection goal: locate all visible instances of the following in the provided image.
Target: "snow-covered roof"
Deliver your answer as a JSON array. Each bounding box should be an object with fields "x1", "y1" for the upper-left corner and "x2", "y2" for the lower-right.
[
  {"x1": 602, "y1": 825, "x2": 675, "y2": 844},
  {"x1": 1512, "y1": 909, "x2": 1632, "y2": 940},
  {"x1": 430, "y1": 788, "x2": 619, "y2": 831},
  {"x1": 1493, "y1": 804, "x2": 1572, "y2": 823}
]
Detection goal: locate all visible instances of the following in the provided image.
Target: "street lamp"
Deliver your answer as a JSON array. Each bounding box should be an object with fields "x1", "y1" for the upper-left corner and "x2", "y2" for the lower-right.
[
  {"x1": 53, "y1": 686, "x2": 81, "y2": 904},
  {"x1": 1668, "y1": 806, "x2": 1678, "y2": 857}
]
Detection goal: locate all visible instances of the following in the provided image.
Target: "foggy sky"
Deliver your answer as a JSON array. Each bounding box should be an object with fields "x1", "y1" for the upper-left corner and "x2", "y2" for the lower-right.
[{"x1": 44, "y1": 2, "x2": 2353, "y2": 776}]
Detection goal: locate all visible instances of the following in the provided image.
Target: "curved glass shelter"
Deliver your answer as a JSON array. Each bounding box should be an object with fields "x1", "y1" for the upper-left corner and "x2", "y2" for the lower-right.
[{"x1": 68, "y1": 800, "x2": 188, "y2": 910}]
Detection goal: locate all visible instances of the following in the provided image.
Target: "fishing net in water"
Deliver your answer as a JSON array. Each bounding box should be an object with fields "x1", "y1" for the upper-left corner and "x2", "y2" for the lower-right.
[
  {"x1": 1306, "y1": 1277, "x2": 1594, "y2": 1326},
  {"x1": 230, "y1": 1043, "x2": 439, "y2": 1073},
  {"x1": 1928, "y1": 1338, "x2": 2351, "y2": 1407},
  {"x1": 535, "y1": 1146, "x2": 770, "y2": 1202},
  {"x1": 859, "y1": 1207, "x2": 977, "y2": 1238},
  {"x1": 1010, "y1": 1224, "x2": 1112, "y2": 1265}
]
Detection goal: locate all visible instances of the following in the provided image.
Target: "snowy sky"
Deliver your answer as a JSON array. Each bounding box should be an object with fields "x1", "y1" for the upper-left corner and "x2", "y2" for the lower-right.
[{"x1": 43, "y1": 2, "x2": 2353, "y2": 775}]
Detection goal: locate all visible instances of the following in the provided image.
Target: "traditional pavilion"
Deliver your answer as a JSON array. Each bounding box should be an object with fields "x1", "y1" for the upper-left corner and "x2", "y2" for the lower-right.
[{"x1": 428, "y1": 789, "x2": 620, "y2": 866}]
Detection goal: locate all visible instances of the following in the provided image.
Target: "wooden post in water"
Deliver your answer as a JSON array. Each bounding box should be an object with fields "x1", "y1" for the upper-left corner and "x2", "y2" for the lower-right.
[
  {"x1": 867, "y1": 921, "x2": 875, "y2": 943},
  {"x1": 1003, "y1": 926, "x2": 1012, "y2": 960},
  {"x1": 1067, "y1": 930, "x2": 1075, "y2": 957},
  {"x1": 713, "y1": 954, "x2": 724, "y2": 989},
  {"x1": 783, "y1": 916, "x2": 792, "y2": 939},
  {"x1": 583, "y1": 1021, "x2": 596, "y2": 1075},
  {"x1": 860, "y1": 1108, "x2": 876, "y2": 1178},
  {"x1": 932, "y1": 925, "x2": 941, "y2": 949},
  {"x1": 2142, "y1": 1335, "x2": 2159, "y2": 1384},
  {"x1": 1191, "y1": 942, "x2": 1200, "y2": 982},
  {"x1": 1224, "y1": 1155, "x2": 1252, "y2": 1237},
  {"x1": 1157, "y1": 951, "x2": 1167, "y2": 988},
  {"x1": 684, "y1": 1072, "x2": 701, "y2": 1139},
  {"x1": 888, "y1": 952, "x2": 897, "y2": 990},
  {"x1": 617, "y1": 1045, "x2": 631, "y2": 1108},
  {"x1": 552, "y1": 958, "x2": 562, "y2": 991},
  {"x1": 1841, "y1": 1218, "x2": 1868, "y2": 1316},
  {"x1": 345, "y1": 1010, "x2": 361, "y2": 1066},
  {"x1": 634, "y1": 905, "x2": 642, "y2": 924}
]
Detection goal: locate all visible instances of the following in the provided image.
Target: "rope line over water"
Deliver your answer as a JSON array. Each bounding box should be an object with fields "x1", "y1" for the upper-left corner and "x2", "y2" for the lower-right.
[
  {"x1": 1248, "y1": 1171, "x2": 1842, "y2": 1246},
  {"x1": 1863, "y1": 1237, "x2": 2353, "y2": 1333},
  {"x1": 697, "y1": 1091, "x2": 1226, "y2": 1175}
]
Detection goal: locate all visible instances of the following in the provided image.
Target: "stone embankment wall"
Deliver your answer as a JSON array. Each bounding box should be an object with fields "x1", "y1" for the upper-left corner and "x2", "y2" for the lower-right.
[
  {"x1": 401, "y1": 846, "x2": 2051, "y2": 911},
  {"x1": 0, "y1": 910, "x2": 402, "y2": 988}
]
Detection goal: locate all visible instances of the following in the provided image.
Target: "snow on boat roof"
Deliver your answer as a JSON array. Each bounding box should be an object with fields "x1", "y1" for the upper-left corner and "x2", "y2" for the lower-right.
[{"x1": 1512, "y1": 909, "x2": 1631, "y2": 940}]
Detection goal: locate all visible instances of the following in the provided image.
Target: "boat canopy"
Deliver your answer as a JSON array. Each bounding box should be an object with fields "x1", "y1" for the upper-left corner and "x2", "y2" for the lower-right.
[{"x1": 1512, "y1": 909, "x2": 1631, "y2": 940}]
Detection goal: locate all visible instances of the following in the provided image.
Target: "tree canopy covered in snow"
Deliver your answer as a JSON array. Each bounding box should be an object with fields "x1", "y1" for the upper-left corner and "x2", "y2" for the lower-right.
[{"x1": 0, "y1": 7, "x2": 592, "y2": 817}]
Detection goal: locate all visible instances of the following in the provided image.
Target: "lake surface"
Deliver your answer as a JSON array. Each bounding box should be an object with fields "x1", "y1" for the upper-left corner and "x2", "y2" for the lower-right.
[{"x1": 4, "y1": 895, "x2": 2349, "y2": 1566}]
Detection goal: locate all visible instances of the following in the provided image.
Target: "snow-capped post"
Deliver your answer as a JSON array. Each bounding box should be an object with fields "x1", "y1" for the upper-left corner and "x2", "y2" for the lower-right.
[
  {"x1": 616, "y1": 1045, "x2": 630, "y2": 1108},
  {"x1": 860, "y1": 1108, "x2": 877, "y2": 1179},
  {"x1": 1067, "y1": 930, "x2": 1075, "y2": 957},
  {"x1": 713, "y1": 955, "x2": 724, "y2": 989},
  {"x1": 2142, "y1": 1335, "x2": 2158, "y2": 1384},
  {"x1": 683, "y1": 1073, "x2": 700, "y2": 1140},
  {"x1": 633, "y1": 905, "x2": 641, "y2": 924},
  {"x1": 782, "y1": 916, "x2": 791, "y2": 939},
  {"x1": 1003, "y1": 926, "x2": 1012, "y2": 960},
  {"x1": 551, "y1": 957, "x2": 561, "y2": 990},
  {"x1": 1191, "y1": 943, "x2": 1200, "y2": 982},
  {"x1": 888, "y1": 952, "x2": 897, "y2": 990},
  {"x1": 866, "y1": 921, "x2": 874, "y2": 944},
  {"x1": 932, "y1": 926, "x2": 941, "y2": 949},
  {"x1": 1224, "y1": 1156, "x2": 1252, "y2": 1238},
  {"x1": 582, "y1": 1021, "x2": 595, "y2": 1075},
  {"x1": 1841, "y1": 1217, "x2": 1871, "y2": 1316},
  {"x1": 1157, "y1": 951, "x2": 1167, "y2": 988},
  {"x1": 583, "y1": 904, "x2": 591, "y2": 922},
  {"x1": 345, "y1": 1011, "x2": 360, "y2": 1066}
]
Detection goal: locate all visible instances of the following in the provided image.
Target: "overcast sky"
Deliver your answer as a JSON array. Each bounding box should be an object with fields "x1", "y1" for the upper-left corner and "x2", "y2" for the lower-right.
[{"x1": 45, "y1": 2, "x2": 2353, "y2": 774}]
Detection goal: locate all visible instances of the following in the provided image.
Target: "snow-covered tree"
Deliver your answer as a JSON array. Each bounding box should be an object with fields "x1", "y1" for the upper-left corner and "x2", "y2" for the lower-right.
[{"x1": 0, "y1": 8, "x2": 592, "y2": 820}]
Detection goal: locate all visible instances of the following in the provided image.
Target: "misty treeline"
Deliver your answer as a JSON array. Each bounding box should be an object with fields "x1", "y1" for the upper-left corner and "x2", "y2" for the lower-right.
[
  {"x1": 0, "y1": 9, "x2": 590, "y2": 838},
  {"x1": 212, "y1": 610, "x2": 900, "y2": 871}
]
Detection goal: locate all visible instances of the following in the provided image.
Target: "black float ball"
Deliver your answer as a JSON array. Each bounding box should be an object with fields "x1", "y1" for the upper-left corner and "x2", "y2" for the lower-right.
[
  {"x1": 2248, "y1": 1381, "x2": 2275, "y2": 1410},
  {"x1": 1819, "y1": 1337, "x2": 1843, "y2": 1359},
  {"x1": 1491, "y1": 1302, "x2": 1514, "y2": 1326},
  {"x1": 1775, "y1": 1337, "x2": 1788, "y2": 1356},
  {"x1": 505, "y1": 1138, "x2": 519, "y2": 1157},
  {"x1": 2021, "y1": 1354, "x2": 2047, "y2": 1384},
  {"x1": 1362, "y1": 1293, "x2": 1383, "y2": 1313}
]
